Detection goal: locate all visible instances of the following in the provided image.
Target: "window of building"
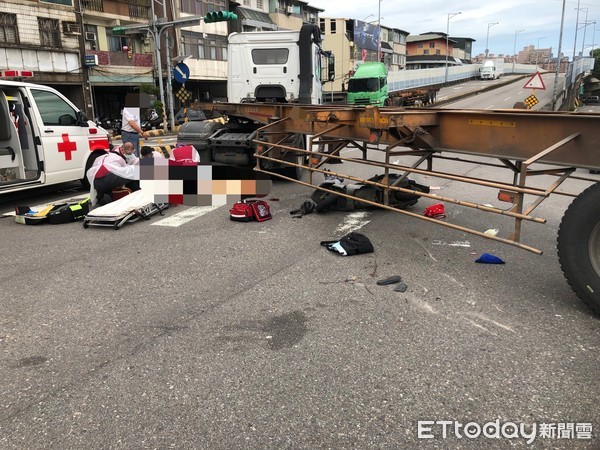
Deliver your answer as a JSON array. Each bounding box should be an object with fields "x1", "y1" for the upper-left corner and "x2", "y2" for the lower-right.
[
  {"x1": 106, "y1": 28, "x2": 128, "y2": 52},
  {"x1": 38, "y1": 17, "x2": 61, "y2": 48},
  {"x1": 256, "y1": 0, "x2": 263, "y2": 9},
  {"x1": 319, "y1": 18, "x2": 325, "y2": 33},
  {"x1": 41, "y1": 0, "x2": 73, "y2": 5},
  {"x1": 0, "y1": 13, "x2": 19, "y2": 45},
  {"x1": 436, "y1": 49, "x2": 440, "y2": 55},
  {"x1": 417, "y1": 43, "x2": 423, "y2": 48},
  {"x1": 251, "y1": 48, "x2": 288, "y2": 64},
  {"x1": 243, "y1": 0, "x2": 250, "y2": 5},
  {"x1": 330, "y1": 20, "x2": 336, "y2": 34},
  {"x1": 84, "y1": 24, "x2": 98, "y2": 50},
  {"x1": 423, "y1": 50, "x2": 429, "y2": 55},
  {"x1": 182, "y1": 30, "x2": 228, "y2": 61},
  {"x1": 429, "y1": 42, "x2": 435, "y2": 49},
  {"x1": 180, "y1": 0, "x2": 226, "y2": 15}
]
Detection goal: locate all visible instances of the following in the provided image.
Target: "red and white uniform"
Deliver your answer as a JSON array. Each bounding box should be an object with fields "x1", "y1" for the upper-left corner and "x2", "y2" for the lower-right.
[
  {"x1": 169, "y1": 144, "x2": 201, "y2": 164},
  {"x1": 86, "y1": 151, "x2": 139, "y2": 206}
]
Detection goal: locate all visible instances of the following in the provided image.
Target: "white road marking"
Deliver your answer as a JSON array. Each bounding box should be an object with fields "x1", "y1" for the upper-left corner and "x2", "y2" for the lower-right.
[
  {"x1": 152, "y1": 205, "x2": 221, "y2": 227},
  {"x1": 335, "y1": 211, "x2": 370, "y2": 234},
  {"x1": 504, "y1": 96, "x2": 513, "y2": 101}
]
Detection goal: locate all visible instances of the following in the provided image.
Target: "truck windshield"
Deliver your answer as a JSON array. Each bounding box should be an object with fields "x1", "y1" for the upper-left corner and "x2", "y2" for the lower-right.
[
  {"x1": 348, "y1": 78, "x2": 379, "y2": 93},
  {"x1": 251, "y1": 48, "x2": 289, "y2": 64}
]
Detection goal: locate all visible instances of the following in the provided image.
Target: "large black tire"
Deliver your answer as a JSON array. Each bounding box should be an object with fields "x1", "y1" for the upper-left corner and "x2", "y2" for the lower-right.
[
  {"x1": 81, "y1": 151, "x2": 104, "y2": 189},
  {"x1": 557, "y1": 182, "x2": 600, "y2": 315},
  {"x1": 279, "y1": 134, "x2": 307, "y2": 181}
]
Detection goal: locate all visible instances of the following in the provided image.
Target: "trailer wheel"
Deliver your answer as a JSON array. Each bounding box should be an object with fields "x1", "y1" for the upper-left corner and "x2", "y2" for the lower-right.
[
  {"x1": 279, "y1": 134, "x2": 307, "y2": 180},
  {"x1": 557, "y1": 182, "x2": 600, "y2": 315}
]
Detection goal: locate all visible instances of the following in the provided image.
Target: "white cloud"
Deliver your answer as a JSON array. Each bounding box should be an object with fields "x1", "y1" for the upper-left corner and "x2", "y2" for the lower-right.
[{"x1": 311, "y1": 0, "x2": 600, "y2": 58}]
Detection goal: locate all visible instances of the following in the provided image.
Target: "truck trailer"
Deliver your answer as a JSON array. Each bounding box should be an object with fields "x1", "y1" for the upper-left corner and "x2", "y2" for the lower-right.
[{"x1": 193, "y1": 100, "x2": 600, "y2": 316}]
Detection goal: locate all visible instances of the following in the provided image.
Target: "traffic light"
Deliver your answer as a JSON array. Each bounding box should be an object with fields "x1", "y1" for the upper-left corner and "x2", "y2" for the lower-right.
[
  {"x1": 204, "y1": 11, "x2": 238, "y2": 23},
  {"x1": 112, "y1": 26, "x2": 126, "y2": 35}
]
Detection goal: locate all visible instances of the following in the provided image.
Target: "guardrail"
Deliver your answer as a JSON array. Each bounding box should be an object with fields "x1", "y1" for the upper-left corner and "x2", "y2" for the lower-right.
[{"x1": 387, "y1": 63, "x2": 542, "y2": 91}]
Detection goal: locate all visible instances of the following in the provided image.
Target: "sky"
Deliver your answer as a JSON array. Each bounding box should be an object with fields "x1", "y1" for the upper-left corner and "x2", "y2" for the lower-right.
[{"x1": 310, "y1": 0, "x2": 600, "y2": 59}]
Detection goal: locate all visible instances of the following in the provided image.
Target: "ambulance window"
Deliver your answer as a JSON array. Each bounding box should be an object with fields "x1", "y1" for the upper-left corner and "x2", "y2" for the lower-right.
[
  {"x1": 251, "y1": 48, "x2": 289, "y2": 65},
  {"x1": 30, "y1": 89, "x2": 77, "y2": 126}
]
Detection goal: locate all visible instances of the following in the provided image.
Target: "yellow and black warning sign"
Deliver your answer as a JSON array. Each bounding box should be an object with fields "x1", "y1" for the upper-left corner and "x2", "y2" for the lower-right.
[
  {"x1": 524, "y1": 94, "x2": 539, "y2": 109},
  {"x1": 176, "y1": 86, "x2": 191, "y2": 103}
]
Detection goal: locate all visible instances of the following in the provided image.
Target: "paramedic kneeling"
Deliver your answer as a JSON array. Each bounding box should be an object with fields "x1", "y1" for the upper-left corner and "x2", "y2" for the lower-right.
[{"x1": 87, "y1": 142, "x2": 140, "y2": 206}]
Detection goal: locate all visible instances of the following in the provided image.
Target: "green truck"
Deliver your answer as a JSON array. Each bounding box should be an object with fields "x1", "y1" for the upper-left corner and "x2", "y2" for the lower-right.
[{"x1": 347, "y1": 62, "x2": 438, "y2": 107}]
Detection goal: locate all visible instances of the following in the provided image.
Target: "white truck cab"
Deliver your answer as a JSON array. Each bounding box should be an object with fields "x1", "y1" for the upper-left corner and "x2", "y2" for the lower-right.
[
  {"x1": 0, "y1": 71, "x2": 110, "y2": 194},
  {"x1": 227, "y1": 24, "x2": 334, "y2": 104}
]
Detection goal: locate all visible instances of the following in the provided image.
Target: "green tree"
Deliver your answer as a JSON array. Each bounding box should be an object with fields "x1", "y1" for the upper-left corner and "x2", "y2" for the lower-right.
[{"x1": 591, "y1": 48, "x2": 600, "y2": 80}]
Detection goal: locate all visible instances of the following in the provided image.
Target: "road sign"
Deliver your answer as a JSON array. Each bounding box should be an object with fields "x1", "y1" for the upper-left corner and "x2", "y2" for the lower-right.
[
  {"x1": 524, "y1": 94, "x2": 539, "y2": 109},
  {"x1": 523, "y1": 72, "x2": 546, "y2": 90},
  {"x1": 173, "y1": 63, "x2": 190, "y2": 84},
  {"x1": 176, "y1": 86, "x2": 191, "y2": 103}
]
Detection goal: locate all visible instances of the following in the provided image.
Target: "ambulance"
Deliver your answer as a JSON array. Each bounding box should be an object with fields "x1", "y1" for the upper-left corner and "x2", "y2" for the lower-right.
[{"x1": 0, "y1": 70, "x2": 110, "y2": 194}]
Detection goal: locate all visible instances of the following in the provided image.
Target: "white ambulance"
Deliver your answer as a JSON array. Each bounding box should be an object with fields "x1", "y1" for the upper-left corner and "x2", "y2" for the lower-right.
[{"x1": 0, "y1": 70, "x2": 110, "y2": 194}]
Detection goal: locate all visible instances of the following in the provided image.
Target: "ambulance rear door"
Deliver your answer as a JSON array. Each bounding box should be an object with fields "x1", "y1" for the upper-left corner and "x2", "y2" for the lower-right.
[
  {"x1": 0, "y1": 87, "x2": 35, "y2": 189},
  {"x1": 27, "y1": 86, "x2": 92, "y2": 186}
]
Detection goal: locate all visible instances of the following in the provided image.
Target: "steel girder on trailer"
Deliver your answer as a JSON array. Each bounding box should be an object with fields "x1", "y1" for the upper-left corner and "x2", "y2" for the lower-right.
[{"x1": 200, "y1": 102, "x2": 600, "y2": 313}]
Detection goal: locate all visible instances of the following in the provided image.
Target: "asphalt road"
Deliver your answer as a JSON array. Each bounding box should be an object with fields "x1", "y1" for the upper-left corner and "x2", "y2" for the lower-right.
[{"x1": 1, "y1": 147, "x2": 599, "y2": 448}]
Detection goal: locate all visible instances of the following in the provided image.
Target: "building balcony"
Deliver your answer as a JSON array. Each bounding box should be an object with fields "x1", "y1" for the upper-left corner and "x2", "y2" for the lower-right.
[
  {"x1": 86, "y1": 50, "x2": 153, "y2": 67},
  {"x1": 82, "y1": 0, "x2": 150, "y2": 20}
]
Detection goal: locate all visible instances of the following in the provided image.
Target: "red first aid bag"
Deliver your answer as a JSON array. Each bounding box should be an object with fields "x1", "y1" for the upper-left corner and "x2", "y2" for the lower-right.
[
  {"x1": 251, "y1": 200, "x2": 272, "y2": 222},
  {"x1": 229, "y1": 200, "x2": 255, "y2": 222},
  {"x1": 229, "y1": 200, "x2": 272, "y2": 222}
]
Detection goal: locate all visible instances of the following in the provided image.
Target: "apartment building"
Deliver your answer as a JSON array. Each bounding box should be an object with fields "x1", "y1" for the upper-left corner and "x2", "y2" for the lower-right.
[
  {"x1": 0, "y1": 0, "x2": 87, "y2": 110},
  {"x1": 318, "y1": 17, "x2": 408, "y2": 92},
  {"x1": 406, "y1": 32, "x2": 474, "y2": 69},
  {"x1": 0, "y1": 0, "x2": 336, "y2": 120}
]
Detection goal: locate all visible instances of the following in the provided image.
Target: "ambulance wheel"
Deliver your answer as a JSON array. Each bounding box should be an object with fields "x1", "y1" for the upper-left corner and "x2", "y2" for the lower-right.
[
  {"x1": 557, "y1": 182, "x2": 600, "y2": 315},
  {"x1": 81, "y1": 152, "x2": 103, "y2": 189}
]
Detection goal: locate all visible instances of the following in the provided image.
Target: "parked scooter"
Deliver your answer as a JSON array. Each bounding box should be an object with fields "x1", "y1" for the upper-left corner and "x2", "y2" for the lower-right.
[{"x1": 141, "y1": 109, "x2": 162, "y2": 131}]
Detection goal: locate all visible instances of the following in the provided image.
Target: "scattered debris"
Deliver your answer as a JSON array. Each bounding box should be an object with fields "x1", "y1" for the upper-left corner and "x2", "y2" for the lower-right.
[
  {"x1": 484, "y1": 228, "x2": 499, "y2": 236},
  {"x1": 376, "y1": 275, "x2": 402, "y2": 286},
  {"x1": 290, "y1": 199, "x2": 316, "y2": 218},
  {"x1": 475, "y1": 253, "x2": 505, "y2": 264},
  {"x1": 320, "y1": 232, "x2": 374, "y2": 256},
  {"x1": 423, "y1": 203, "x2": 446, "y2": 219},
  {"x1": 394, "y1": 282, "x2": 408, "y2": 293}
]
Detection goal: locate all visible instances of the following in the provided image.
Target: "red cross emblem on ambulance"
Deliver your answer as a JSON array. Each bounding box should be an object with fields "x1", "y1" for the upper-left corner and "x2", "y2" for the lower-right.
[{"x1": 57, "y1": 133, "x2": 77, "y2": 160}]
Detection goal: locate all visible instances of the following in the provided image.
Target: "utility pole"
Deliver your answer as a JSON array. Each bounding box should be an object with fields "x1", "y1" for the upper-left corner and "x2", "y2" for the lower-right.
[
  {"x1": 485, "y1": 22, "x2": 499, "y2": 59},
  {"x1": 377, "y1": 0, "x2": 382, "y2": 63},
  {"x1": 113, "y1": 11, "x2": 237, "y2": 132},
  {"x1": 74, "y1": 0, "x2": 94, "y2": 120},
  {"x1": 445, "y1": 12, "x2": 461, "y2": 84},
  {"x1": 551, "y1": 0, "x2": 566, "y2": 111},
  {"x1": 512, "y1": 29, "x2": 524, "y2": 74}
]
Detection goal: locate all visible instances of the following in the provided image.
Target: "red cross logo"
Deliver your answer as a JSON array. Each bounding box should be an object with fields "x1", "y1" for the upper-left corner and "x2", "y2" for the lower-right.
[{"x1": 57, "y1": 133, "x2": 77, "y2": 160}]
